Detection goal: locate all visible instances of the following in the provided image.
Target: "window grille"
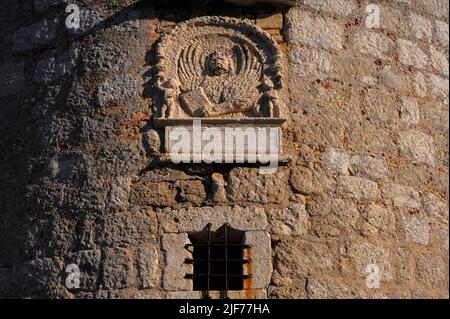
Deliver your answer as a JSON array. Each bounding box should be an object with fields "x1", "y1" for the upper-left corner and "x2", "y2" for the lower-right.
[{"x1": 185, "y1": 223, "x2": 251, "y2": 299}]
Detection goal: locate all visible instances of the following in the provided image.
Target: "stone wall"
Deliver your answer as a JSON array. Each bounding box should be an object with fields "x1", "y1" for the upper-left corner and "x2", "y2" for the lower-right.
[{"x1": 0, "y1": 0, "x2": 448, "y2": 298}]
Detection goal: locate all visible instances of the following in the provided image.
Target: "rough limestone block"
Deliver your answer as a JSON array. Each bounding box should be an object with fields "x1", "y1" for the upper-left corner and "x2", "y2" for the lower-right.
[
  {"x1": 416, "y1": 252, "x2": 448, "y2": 288},
  {"x1": 102, "y1": 248, "x2": 134, "y2": 289},
  {"x1": 227, "y1": 167, "x2": 287, "y2": 204},
  {"x1": 162, "y1": 233, "x2": 192, "y2": 291},
  {"x1": 285, "y1": 9, "x2": 343, "y2": 50},
  {"x1": 429, "y1": 46, "x2": 449, "y2": 77},
  {"x1": 321, "y1": 148, "x2": 350, "y2": 175},
  {"x1": 383, "y1": 183, "x2": 421, "y2": 209},
  {"x1": 302, "y1": 0, "x2": 357, "y2": 17},
  {"x1": 336, "y1": 176, "x2": 380, "y2": 201},
  {"x1": 397, "y1": 39, "x2": 429, "y2": 69},
  {"x1": 34, "y1": 0, "x2": 65, "y2": 12},
  {"x1": 33, "y1": 50, "x2": 77, "y2": 84},
  {"x1": 75, "y1": 249, "x2": 101, "y2": 290},
  {"x1": 409, "y1": 13, "x2": 433, "y2": 41},
  {"x1": 360, "y1": 203, "x2": 396, "y2": 238},
  {"x1": 158, "y1": 206, "x2": 267, "y2": 233},
  {"x1": 435, "y1": 20, "x2": 449, "y2": 49},
  {"x1": 244, "y1": 231, "x2": 272, "y2": 261},
  {"x1": 267, "y1": 203, "x2": 308, "y2": 236},
  {"x1": 398, "y1": 214, "x2": 430, "y2": 246},
  {"x1": 428, "y1": 73, "x2": 449, "y2": 103},
  {"x1": 256, "y1": 13, "x2": 283, "y2": 30},
  {"x1": 308, "y1": 198, "x2": 359, "y2": 236},
  {"x1": 0, "y1": 61, "x2": 25, "y2": 98},
  {"x1": 421, "y1": 193, "x2": 448, "y2": 225},
  {"x1": 136, "y1": 246, "x2": 159, "y2": 289},
  {"x1": 350, "y1": 155, "x2": 387, "y2": 181},
  {"x1": 289, "y1": 166, "x2": 335, "y2": 195},
  {"x1": 289, "y1": 47, "x2": 340, "y2": 77},
  {"x1": 344, "y1": 241, "x2": 393, "y2": 282},
  {"x1": 12, "y1": 18, "x2": 59, "y2": 51},
  {"x1": 400, "y1": 96, "x2": 420, "y2": 125},
  {"x1": 243, "y1": 255, "x2": 272, "y2": 290},
  {"x1": 306, "y1": 278, "x2": 357, "y2": 299},
  {"x1": 353, "y1": 31, "x2": 393, "y2": 60},
  {"x1": 398, "y1": 129, "x2": 435, "y2": 166}
]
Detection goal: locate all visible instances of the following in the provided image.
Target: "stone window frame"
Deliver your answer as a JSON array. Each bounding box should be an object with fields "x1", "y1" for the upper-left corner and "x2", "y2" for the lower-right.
[{"x1": 159, "y1": 206, "x2": 271, "y2": 299}]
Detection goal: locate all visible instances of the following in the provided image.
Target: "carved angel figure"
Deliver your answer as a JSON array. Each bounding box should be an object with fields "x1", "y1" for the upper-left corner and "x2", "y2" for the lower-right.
[{"x1": 175, "y1": 44, "x2": 266, "y2": 118}]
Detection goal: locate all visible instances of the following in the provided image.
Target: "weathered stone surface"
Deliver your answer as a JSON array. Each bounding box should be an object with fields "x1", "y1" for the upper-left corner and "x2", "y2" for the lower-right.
[
  {"x1": 14, "y1": 257, "x2": 65, "y2": 297},
  {"x1": 394, "y1": 247, "x2": 412, "y2": 284},
  {"x1": 268, "y1": 203, "x2": 308, "y2": 236},
  {"x1": 321, "y1": 148, "x2": 349, "y2": 175},
  {"x1": 409, "y1": 13, "x2": 433, "y2": 40},
  {"x1": 301, "y1": 0, "x2": 357, "y2": 17},
  {"x1": 273, "y1": 239, "x2": 334, "y2": 280},
  {"x1": 211, "y1": 173, "x2": 228, "y2": 205},
  {"x1": 435, "y1": 20, "x2": 449, "y2": 49},
  {"x1": 353, "y1": 31, "x2": 393, "y2": 59},
  {"x1": 0, "y1": 61, "x2": 25, "y2": 98},
  {"x1": 286, "y1": 9, "x2": 343, "y2": 50},
  {"x1": 398, "y1": 129, "x2": 435, "y2": 166},
  {"x1": 136, "y1": 246, "x2": 159, "y2": 289},
  {"x1": 306, "y1": 278, "x2": 358, "y2": 299},
  {"x1": 383, "y1": 183, "x2": 421, "y2": 209},
  {"x1": 289, "y1": 47, "x2": 340, "y2": 77},
  {"x1": 12, "y1": 18, "x2": 59, "y2": 51},
  {"x1": 96, "y1": 75, "x2": 142, "y2": 107},
  {"x1": 256, "y1": 13, "x2": 283, "y2": 29},
  {"x1": 397, "y1": 39, "x2": 429, "y2": 69},
  {"x1": 414, "y1": 71, "x2": 428, "y2": 97},
  {"x1": 398, "y1": 213, "x2": 430, "y2": 246},
  {"x1": 360, "y1": 204, "x2": 396, "y2": 239},
  {"x1": 34, "y1": 50, "x2": 77, "y2": 84},
  {"x1": 430, "y1": 46, "x2": 449, "y2": 77},
  {"x1": 379, "y1": 66, "x2": 411, "y2": 92},
  {"x1": 242, "y1": 231, "x2": 272, "y2": 289},
  {"x1": 400, "y1": 96, "x2": 420, "y2": 125},
  {"x1": 34, "y1": 0, "x2": 65, "y2": 12},
  {"x1": 343, "y1": 241, "x2": 393, "y2": 282},
  {"x1": 429, "y1": 73, "x2": 449, "y2": 103},
  {"x1": 244, "y1": 255, "x2": 272, "y2": 290},
  {"x1": 0, "y1": 268, "x2": 12, "y2": 297},
  {"x1": 416, "y1": 252, "x2": 448, "y2": 288},
  {"x1": 289, "y1": 166, "x2": 334, "y2": 195},
  {"x1": 308, "y1": 197, "x2": 359, "y2": 237},
  {"x1": 336, "y1": 176, "x2": 379, "y2": 201},
  {"x1": 75, "y1": 250, "x2": 101, "y2": 290},
  {"x1": 102, "y1": 248, "x2": 133, "y2": 289},
  {"x1": 130, "y1": 181, "x2": 177, "y2": 207},
  {"x1": 228, "y1": 167, "x2": 287, "y2": 204},
  {"x1": 167, "y1": 290, "x2": 267, "y2": 299},
  {"x1": 144, "y1": 129, "x2": 161, "y2": 154},
  {"x1": 421, "y1": 193, "x2": 448, "y2": 225},
  {"x1": 98, "y1": 209, "x2": 157, "y2": 246},
  {"x1": 158, "y1": 206, "x2": 267, "y2": 233},
  {"x1": 161, "y1": 233, "x2": 192, "y2": 291},
  {"x1": 350, "y1": 155, "x2": 387, "y2": 181},
  {"x1": 175, "y1": 180, "x2": 206, "y2": 206}
]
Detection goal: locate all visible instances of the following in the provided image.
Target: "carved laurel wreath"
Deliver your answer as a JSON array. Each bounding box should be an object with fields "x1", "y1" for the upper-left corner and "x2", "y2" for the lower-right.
[{"x1": 155, "y1": 16, "x2": 283, "y2": 118}]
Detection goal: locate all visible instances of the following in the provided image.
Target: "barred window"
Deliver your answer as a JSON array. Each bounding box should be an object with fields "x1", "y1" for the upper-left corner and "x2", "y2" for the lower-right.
[{"x1": 185, "y1": 223, "x2": 251, "y2": 298}]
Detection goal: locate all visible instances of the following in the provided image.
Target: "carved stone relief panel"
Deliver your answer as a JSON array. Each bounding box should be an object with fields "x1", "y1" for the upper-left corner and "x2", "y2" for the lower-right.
[
  {"x1": 153, "y1": 16, "x2": 286, "y2": 164},
  {"x1": 155, "y1": 16, "x2": 284, "y2": 121}
]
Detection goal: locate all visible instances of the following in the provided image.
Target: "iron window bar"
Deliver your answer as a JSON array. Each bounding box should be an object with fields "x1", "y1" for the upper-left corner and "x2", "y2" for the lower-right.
[
  {"x1": 185, "y1": 223, "x2": 251, "y2": 299},
  {"x1": 184, "y1": 258, "x2": 252, "y2": 263}
]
